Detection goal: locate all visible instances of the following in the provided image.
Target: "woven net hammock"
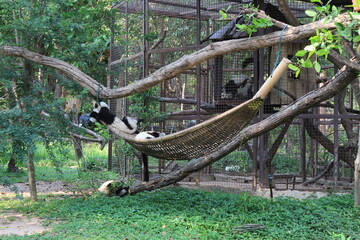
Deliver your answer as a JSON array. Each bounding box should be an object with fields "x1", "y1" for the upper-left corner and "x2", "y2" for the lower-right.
[{"x1": 110, "y1": 58, "x2": 291, "y2": 160}]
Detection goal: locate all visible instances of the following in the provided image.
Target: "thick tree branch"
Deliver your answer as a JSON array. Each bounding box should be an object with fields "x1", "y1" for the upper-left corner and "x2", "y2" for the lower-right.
[
  {"x1": 303, "y1": 119, "x2": 356, "y2": 168},
  {"x1": 243, "y1": 8, "x2": 292, "y2": 29},
  {"x1": 328, "y1": 50, "x2": 360, "y2": 71},
  {"x1": 1, "y1": 13, "x2": 358, "y2": 100},
  {"x1": 276, "y1": 0, "x2": 301, "y2": 26},
  {"x1": 265, "y1": 120, "x2": 292, "y2": 164},
  {"x1": 302, "y1": 161, "x2": 334, "y2": 186},
  {"x1": 337, "y1": 90, "x2": 358, "y2": 145}
]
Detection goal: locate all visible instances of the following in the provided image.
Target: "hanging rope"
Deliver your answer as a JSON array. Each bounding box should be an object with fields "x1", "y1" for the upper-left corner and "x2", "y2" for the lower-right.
[
  {"x1": 96, "y1": 83, "x2": 103, "y2": 104},
  {"x1": 272, "y1": 24, "x2": 288, "y2": 74}
]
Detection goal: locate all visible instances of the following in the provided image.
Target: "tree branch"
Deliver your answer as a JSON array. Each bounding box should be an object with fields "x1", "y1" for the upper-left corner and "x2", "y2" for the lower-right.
[
  {"x1": 302, "y1": 161, "x2": 334, "y2": 186},
  {"x1": 265, "y1": 120, "x2": 292, "y2": 164},
  {"x1": 303, "y1": 119, "x2": 355, "y2": 168},
  {"x1": 276, "y1": 0, "x2": 301, "y2": 26},
  {"x1": 337, "y1": 89, "x2": 358, "y2": 145},
  {"x1": 328, "y1": 50, "x2": 360, "y2": 71}
]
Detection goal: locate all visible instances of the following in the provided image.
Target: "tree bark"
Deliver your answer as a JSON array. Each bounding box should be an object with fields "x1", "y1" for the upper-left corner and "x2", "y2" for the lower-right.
[
  {"x1": 303, "y1": 161, "x2": 334, "y2": 186},
  {"x1": 27, "y1": 153, "x2": 38, "y2": 201},
  {"x1": 276, "y1": 0, "x2": 301, "y2": 26},
  {"x1": 303, "y1": 119, "x2": 356, "y2": 168},
  {"x1": 7, "y1": 157, "x2": 19, "y2": 173},
  {"x1": 265, "y1": 120, "x2": 292, "y2": 164},
  {"x1": 1, "y1": 13, "x2": 358, "y2": 100}
]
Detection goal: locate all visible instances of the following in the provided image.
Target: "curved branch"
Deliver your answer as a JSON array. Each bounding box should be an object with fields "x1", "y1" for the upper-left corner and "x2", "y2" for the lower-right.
[
  {"x1": 1, "y1": 13, "x2": 357, "y2": 100},
  {"x1": 302, "y1": 161, "x2": 334, "y2": 186}
]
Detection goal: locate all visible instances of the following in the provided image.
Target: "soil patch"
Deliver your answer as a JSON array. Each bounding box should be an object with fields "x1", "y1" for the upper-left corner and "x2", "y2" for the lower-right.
[
  {"x1": 0, "y1": 181, "x2": 66, "y2": 236},
  {"x1": 0, "y1": 210, "x2": 51, "y2": 236}
]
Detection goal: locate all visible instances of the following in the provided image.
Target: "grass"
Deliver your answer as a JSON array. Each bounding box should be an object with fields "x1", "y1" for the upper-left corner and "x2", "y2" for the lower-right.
[
  {"x1": 0, "y1": 188, "x2": 359, "y2": 239},
  {"x1": 1, "y1": 143, "x2": 359, "y2": 239}
]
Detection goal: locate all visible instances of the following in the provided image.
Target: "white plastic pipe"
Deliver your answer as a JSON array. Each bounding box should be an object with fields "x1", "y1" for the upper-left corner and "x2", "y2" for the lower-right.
[{"x1": 254, "y1": 58, "x2": 292, "y2": 100}]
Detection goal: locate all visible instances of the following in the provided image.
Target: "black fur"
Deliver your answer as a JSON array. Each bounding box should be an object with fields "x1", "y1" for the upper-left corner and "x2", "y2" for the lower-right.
[
  {"x1": 147, "y1": 131, "x2": 161, "y2": 138},
  {"x1": 98, "y1": 105, "x2": 116, "y2": 125},
  {"x1": 115, "y1": 186, "x2": 130, "y2": 197},
  {"x1": 89, "y1": 111, "x2": 99, "y2": 122},
  {"x1": 224, "y1": 80, "x2": 240, "y2": 97},
  {"x1": 122, "y1": 116, "x2": 134, "y2": 131}
]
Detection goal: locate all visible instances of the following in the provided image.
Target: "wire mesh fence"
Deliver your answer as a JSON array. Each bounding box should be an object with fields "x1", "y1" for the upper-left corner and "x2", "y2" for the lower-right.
[{"x1": 106, "y1": 0, "x2": 356, "y2": 191}]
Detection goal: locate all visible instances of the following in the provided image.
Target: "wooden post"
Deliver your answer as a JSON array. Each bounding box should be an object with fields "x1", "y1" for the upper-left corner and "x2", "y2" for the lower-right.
[
  {"x1": 214, "y1": 56, "x2": 223, "y2": 102},
  {"x1": 142, "y1": 154, "x2": 150, "y2": 182},
  {"x1": 300, "y1": 120, "x2": 307, "y2": 182}
]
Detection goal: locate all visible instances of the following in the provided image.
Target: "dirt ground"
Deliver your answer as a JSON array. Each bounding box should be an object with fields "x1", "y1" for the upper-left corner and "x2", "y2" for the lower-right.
[
  {"x1": 0, "y1": 181, "x2": 67, "y2": 236},
  {"x1": 0, "y1": 210, "x2": 50, "y2": 236},
  {"x1": 0, "y1": 180, "x2": 349, "y2": 236}
]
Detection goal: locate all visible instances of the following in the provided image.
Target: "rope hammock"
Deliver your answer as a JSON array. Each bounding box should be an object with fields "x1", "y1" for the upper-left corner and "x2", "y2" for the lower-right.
[{"x1": 109, "y1": 58, "x2": 291, "y2": 160}]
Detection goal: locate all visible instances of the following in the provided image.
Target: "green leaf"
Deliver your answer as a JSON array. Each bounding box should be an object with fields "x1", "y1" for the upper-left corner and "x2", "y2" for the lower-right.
[
  {"x1": 295, "y1": 50, "x2": 307, "y2": 57},
  {"x1": 235, "y1": 24, "x2": 247, "y2": 31},
  {"x1": 334, "y1": 22, "x2": 345, "y2": 31},
  {"x1": 316, "y1": 49, "x2": 328, "y2": 56},
  {"x1": 219, "y1": 10, "x2": 227, "y2": 19},
  {"x1": 302, "y1": 59, "x2": 313, "y2": 68},
  {"x1": 288, "y1": 64, "x2": 299, "y2": 71},
  {"x1": 305, "y1": 10, "x2": 317, "y2": 17},
  {"x1": 313, "y1": 61, "x2": 321, "y2": 73},
  {"x1": 353, "y1": 35, "x2": 360, "y2": 42}
]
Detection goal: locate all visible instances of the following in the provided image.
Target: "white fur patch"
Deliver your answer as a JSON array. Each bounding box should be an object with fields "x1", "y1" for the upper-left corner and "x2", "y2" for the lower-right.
[
  {"x1": 89, "y1": 117, "x2": 97, "y2": 123},
  {"x1": 124, "y1": 116, "x2": 139, "y2": 131},
  {"x1": 98, "y1": 180, "x2": 114, "y2": 195},
  {"x1": 135, "y1": 131, "x2": 165, "y2": 140},
  {"x1": 99, "y1": 101, "x2": 109, "y2": 108},
  {"x1": 110, "y1": 117, "x2": 138, "y2": 134}
]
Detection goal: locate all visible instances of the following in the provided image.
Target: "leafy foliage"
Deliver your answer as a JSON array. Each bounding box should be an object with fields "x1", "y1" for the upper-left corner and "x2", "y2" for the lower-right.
[
  {"x1": 289, "y1": 2, "x2": 360, "y2": 77},
  {"x1": 128, "y1": 86, "x2": 167, "y2": 130},
  {"x1": 0, "y1": 0, "x2": 117, "y2": 171}
]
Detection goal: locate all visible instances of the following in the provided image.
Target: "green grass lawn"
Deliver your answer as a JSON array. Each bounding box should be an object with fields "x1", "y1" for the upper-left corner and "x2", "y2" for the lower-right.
[{"x1": 1, "y1": 187, "x2": 359, "y2": 240}]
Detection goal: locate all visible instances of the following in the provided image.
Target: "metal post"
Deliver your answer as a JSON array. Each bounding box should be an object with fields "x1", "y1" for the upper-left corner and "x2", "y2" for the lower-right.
[
  {"x1": 334, "y1": 95, "x2": 339, "y2": 188},
  {"x1": 143, "y1": 0, "x2": 149, "y2": 77},
  {"x1": 268, "y1": 174, "x2": 273, "y2": 198},
  {"x1": 196, "y1": 0, "x2": 201, "y2": 124}
]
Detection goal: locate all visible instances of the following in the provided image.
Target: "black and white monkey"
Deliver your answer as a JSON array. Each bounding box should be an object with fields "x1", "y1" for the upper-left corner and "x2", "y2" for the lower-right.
[
  {"x1": 89, "y1": 102, "x2": 140, "y2": 135},
  {"x1": 90, "y1": 102, "x2": 165, "y2": 183},
  {"x1": 98, "y1": 180, "x2": 130, "y2": 197}
]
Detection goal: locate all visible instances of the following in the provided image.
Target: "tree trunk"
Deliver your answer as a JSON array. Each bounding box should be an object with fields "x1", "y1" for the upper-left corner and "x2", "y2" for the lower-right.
[
  {"x1": 7, "y1": 141, "x2": 20, "y2": 172},
  {"x1": 7, "y1": 157, "x2": 19, "y2": 173},
  {"x1": 27, "y1": 153, "x2": 38, "y2": 201}
]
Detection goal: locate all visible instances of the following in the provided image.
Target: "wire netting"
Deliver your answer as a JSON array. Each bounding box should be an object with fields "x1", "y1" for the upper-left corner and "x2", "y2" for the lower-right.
[{"x1": 107, "y1": 0, "x2": 356, "y2": 191}]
